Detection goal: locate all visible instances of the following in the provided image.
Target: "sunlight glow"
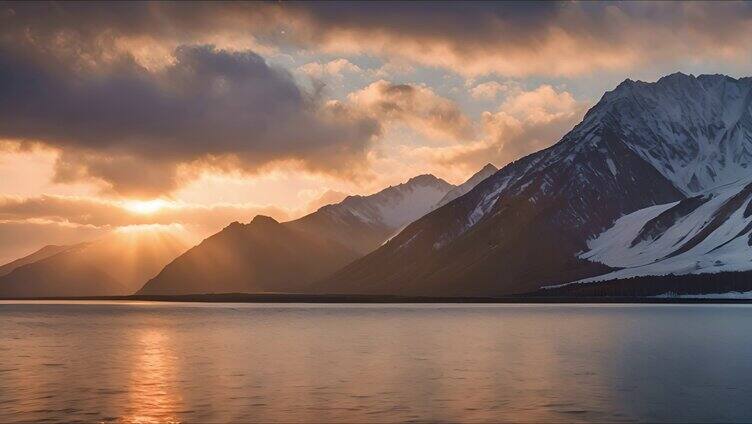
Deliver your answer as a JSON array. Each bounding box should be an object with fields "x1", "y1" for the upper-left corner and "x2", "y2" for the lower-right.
[
  {"x1": 115, "y1": 223, "x2": 185, "y2": 234},
  {"x1": 123, "y1": 199, "x2": 169, "y2": 215}
]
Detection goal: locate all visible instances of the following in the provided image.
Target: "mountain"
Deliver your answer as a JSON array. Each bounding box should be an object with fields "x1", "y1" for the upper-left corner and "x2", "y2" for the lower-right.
[
  {"x1": 319, "y1": 73, "x2": 752, "y2": 297},
  {"x1": 434, "y1": 164, "x2": 498, "y2": 208},
  {"x1": 0, "y1": 244, "x2": 78, "y2": 277},
  {"x1": 0, "y1": 230, "x2": 188, "y2": 298},
  {"x1": 138, "y1": 216, "x2": 359, "y2": 295},
  {"x1": 138, "y1": 174, "x2": 455, "y2": 295}
]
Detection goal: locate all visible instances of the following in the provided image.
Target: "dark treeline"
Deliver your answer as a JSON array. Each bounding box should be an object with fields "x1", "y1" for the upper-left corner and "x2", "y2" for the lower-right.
[{"x1": 536, "y1": 271, "x2": 752, "y2": 297}]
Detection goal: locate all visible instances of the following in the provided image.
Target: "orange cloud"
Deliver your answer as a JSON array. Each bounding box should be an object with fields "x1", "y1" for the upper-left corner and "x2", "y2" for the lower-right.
[
  {"x1": 429, "y1": 85, "x2": 589, "y2": 171},
  {"x1": 348, "y1": 80, "x2": 475, "y2": 142},
  {"x1": 298, "y1": 58, "x2": 362, "y2": 80},
  {"x1": 469, "y1": 81, "x2": 519, "y2": 100},
  {"x1": 0, "y1": 194, "x2": 292, "y2": 234}
]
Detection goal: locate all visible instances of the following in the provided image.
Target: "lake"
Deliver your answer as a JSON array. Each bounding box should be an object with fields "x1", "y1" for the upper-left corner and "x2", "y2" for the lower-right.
[{"x1": 1, "y1": 302, "x2": 752, "y2": 423}]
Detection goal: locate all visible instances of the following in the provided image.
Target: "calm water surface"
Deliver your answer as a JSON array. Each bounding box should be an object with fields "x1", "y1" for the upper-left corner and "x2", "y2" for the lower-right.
[{"x1": 1, "y1": 302, "x2": 752, "y2": 423}]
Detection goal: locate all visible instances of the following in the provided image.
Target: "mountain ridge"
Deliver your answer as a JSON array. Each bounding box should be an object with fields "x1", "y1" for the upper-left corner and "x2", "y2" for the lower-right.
[
  {"x1": 138, "y1": 173, "x2": 464, "y2": 295},
  {"x1": 0, "y1": 244, "x2": 80, "y2": 277},
  {"x1": 0, "y1": 231, "x2": 187, "y2": 298},
  {"x1": 434, "y1": 164, "x2": 498, "y2": 209},
  {"x1": 319, "y1": 73, "x2": 752, "y2": 296}
]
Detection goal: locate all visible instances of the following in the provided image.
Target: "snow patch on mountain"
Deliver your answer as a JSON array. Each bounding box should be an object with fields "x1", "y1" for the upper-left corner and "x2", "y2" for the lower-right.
[
  {"x1": 577, "y1": 178, "x2": 752, "y2": 283},
  {"x1": 375, "y1": 184, "x2": 452, "y2": 228},
  {"x1": 323, "y1": 174, "x2": 453, "y2": 230}
]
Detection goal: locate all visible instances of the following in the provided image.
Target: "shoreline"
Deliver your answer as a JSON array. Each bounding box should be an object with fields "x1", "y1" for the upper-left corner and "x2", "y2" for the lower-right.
[{"x1": 2, "y1": 293, "x2": 752, "y2": 304}]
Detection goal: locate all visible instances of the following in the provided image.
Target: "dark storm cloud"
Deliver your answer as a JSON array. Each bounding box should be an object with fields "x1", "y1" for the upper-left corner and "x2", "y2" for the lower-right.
[
  {"x1": 276, "y1": 1, "x2": 752, "y2": 76},
  {"x1": 0, "y1": 1, "x2": 269, "y2": 42},
  {"x1": 6, "y1": 1, "x2": 752, "y2": 78},
  {"x1": 0, "y1": 42, "x2": 380, "y2": 195},
  {"x1": 284, "y1": 1, "x2": 562, "y2": 44}
]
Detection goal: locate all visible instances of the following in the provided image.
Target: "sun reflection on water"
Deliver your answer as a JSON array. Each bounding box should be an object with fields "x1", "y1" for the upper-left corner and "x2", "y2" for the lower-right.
[{"x1": 123, "y1": 329, "x2": 182, "y2": 424}]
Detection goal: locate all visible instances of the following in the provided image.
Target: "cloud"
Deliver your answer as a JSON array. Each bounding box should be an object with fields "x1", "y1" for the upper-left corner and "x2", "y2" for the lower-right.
[
  {"x1": 5, "y1": 1, "x2": 752, "y2": 206},
  {"x1": 469, "y1": 81, "x2": 518, "y2": 100},
  {"x1": 348, "y1": 80, "x2": 474, "y2": 141},
  {"x1": 0, "y1": 2, "x2": 282, "y2": 71},
  {"x1": 431, "y1": 85, "x2": 588, "y2": 170},
  {"x1": 369, "y1": 61, "x2": 415, "y2": 79},
  {"x1": 0, "y1": 194, "x2": 293, "y2": 234},
  {"x1": 5, "y1": 2, "x2": 752, "y2": 79},
  {"x1": 0, "y1": 43, "x2": 381, "y2": 196},
  {"x1": 274, "y1": 2, "x2": 752, "y2": 77},
  {"x1": 298, "y1": 58, "x2": 362, "y2": 80}
]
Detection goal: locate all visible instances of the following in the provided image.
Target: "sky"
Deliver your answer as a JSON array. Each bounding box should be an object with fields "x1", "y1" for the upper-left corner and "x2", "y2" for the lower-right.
[{"x1": 2, "y1": 1, "x2": 752, "y2": 263}]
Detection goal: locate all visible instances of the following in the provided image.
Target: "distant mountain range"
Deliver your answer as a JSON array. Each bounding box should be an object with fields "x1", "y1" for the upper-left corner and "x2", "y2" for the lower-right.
[
  {"x1": 6, "y1": 73, "x2": 752, "y2": 299},
  {"x1": 138, "y1": 173, "x2": 468, "y2": 295},
  {"x1": 0, "y1": 244, "x2": 76, "y2": 277},
  {"x1": 0, "y1": 231, "x2": 187, "y2": 297}
]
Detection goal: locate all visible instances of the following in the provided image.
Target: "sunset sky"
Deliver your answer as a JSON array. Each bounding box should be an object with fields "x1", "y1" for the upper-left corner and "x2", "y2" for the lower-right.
[{"x1": 2, "y1": 1, "x2": 752, "y2": 262}]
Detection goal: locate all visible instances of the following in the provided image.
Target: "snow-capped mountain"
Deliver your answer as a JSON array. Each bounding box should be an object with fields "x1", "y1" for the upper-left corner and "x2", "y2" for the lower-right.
[
  {"x1": 434, "y1": 164, "x2": 498, "y2": 209},
  {"x1": 320, "y1": 73, "x2": 752, "y2": 297},
  {"x1": 588, "y1": 73, "x2": 752, "y2": 194},
  {"x1": 289, "y1": 174, "x2": 455, "y2": 254},
  {"x1": 138, "y1": 174, "x2": 455, "y2": 295}
]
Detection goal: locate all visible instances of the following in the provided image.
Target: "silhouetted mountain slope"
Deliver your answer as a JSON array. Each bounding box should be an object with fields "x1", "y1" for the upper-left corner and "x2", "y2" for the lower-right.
[
  {"x1": 139, "y1": 216, "x2": 359, "y2": 295},
  {"x1": 321, "y1": 73, "x2": 752, "y2": 296},
  {"x1": 138, "y1": 174, "x2": 457, "y2": 295},
  {"x1": 0, "y1": 231, "x2": 187, "y2": 298},
  {"x1": 0, "y1": 244, "x2": 78, "y2": 277}
]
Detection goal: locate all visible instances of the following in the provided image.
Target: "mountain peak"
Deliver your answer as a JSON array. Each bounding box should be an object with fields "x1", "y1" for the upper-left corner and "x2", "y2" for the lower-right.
[
  {"x1": 434, "y1": 163, "x2": 499, "y2": 209},
  {"x1": 581, "y1": 72, "x2": 752, "y2": 194},
  {"x1": 250, "y1": 215, "x2": 279, "y2": 225},
  {"x1": 224, "y1": 221, "x2": 244, "y2": 230},
  {"x1": 657, "y1": 71, "x2": 692, "y2": 82},
  {"x1": 479, "y1": 163, "x2": 498, "y2": 173},
  {"x1": 405, "y1": 174, "x2": 446, "y2": 187}
]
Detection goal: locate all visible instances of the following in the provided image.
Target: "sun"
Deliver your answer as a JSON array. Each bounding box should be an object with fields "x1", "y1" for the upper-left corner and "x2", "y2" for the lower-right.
[{"x1": 123, "y1": 199, "x2": 168, "y2": 215}]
